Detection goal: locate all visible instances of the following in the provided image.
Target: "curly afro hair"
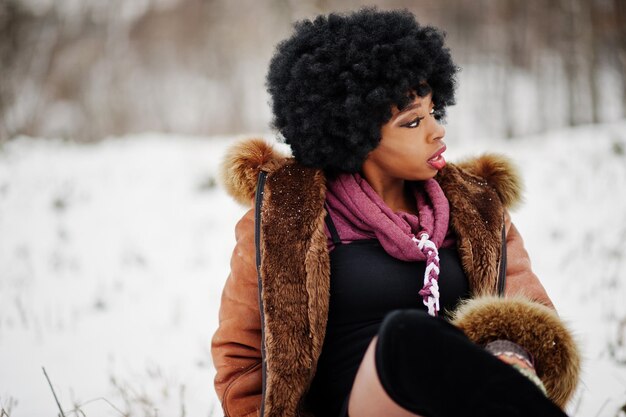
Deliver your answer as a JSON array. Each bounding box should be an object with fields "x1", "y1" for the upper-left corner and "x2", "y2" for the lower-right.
[{"x1": 266, "y1": 8, "x2": 459, "y2": 173}]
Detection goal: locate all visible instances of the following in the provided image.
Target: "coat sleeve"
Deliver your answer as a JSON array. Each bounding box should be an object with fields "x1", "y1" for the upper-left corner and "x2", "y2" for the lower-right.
[
  {"x1": 452, "y1": 212, "x2": 580, "y2": 409},
  {"x1": 211, "y1": 208, "x2": 263, "y2": 417},
  {"x1": 503, "y1": 211, "x2": 554, "y2": 309}
]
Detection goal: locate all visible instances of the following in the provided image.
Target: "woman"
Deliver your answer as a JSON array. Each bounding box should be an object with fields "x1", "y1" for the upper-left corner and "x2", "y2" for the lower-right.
[{"x1": 212, "y1": 8, "x2": 580, "y2": 417}]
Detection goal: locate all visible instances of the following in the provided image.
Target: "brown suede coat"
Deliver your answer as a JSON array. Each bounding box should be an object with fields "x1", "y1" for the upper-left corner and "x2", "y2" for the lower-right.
[{"x1": 211, "y1": 139, "x2": 580, "y2": 417}]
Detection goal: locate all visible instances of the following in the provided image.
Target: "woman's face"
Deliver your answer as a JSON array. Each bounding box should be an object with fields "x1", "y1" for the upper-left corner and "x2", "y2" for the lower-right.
[{"x1": 362, "y1": 93, "x2": 446, "y2": 182}]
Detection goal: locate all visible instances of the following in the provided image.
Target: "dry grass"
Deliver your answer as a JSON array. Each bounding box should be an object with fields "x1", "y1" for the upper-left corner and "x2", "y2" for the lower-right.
[{"x1": 25, "y1": 366, "x2": 194, "y2": 417}]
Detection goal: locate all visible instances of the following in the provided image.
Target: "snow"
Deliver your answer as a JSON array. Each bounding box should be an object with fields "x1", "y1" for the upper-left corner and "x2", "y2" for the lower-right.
[{"x1": 1, "y1": 123, "x2": 626, "y2": 416}]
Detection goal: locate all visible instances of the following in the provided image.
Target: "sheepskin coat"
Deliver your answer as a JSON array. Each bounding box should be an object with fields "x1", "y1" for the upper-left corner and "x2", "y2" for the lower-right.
[{"x1": 211, "y1": 138, "x2": 580, "y2": 417}]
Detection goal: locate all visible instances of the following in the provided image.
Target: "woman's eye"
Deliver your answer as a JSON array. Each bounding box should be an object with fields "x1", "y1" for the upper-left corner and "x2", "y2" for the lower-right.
[{"x1": 403, "y1": 116, "x2": 424, "y2": 128}]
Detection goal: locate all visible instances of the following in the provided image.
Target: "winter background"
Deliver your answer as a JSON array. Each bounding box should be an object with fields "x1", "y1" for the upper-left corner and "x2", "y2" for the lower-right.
[{"x1": 1, "y1": 1, "x2": 626, "y2": 416}]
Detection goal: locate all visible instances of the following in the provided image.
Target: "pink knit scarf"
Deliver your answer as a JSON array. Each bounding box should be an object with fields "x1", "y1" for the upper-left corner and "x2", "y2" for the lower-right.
[{"x1": 325, "y1": 173, "x2": 450, "y2": 316}]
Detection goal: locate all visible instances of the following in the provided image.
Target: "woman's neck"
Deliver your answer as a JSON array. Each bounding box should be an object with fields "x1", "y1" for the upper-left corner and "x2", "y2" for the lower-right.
[{"x1": 361, "y1": 172, "x2": 418, "y2": 215}]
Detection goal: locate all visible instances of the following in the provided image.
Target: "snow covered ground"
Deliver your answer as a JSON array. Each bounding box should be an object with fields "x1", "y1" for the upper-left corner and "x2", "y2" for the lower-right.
[{"x1": 1, "y1": 122, "x2": 625, "y2": 416}]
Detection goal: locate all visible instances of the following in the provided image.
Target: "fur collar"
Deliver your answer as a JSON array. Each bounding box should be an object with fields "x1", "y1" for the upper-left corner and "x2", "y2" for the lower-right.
[
  {"x1": 221, "y1": 138, "x2": 291, "y2": 206},
  {"x1": 220, "y1": 138, "x2": 523, "y2": 210}
]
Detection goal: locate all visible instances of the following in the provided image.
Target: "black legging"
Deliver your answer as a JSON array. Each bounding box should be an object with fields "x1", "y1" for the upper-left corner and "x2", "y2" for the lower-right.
[{"x1": 372, "y1": 309, "x2": 568, "y2": 417}]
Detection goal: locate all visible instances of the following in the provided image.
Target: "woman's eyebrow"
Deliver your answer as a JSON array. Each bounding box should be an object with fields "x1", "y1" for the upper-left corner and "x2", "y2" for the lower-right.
[
  {"x1": 394, "y1": 103, "x2": 422, "y2": 121},
  {"x1": 398, "y1": 102, "x2": 421, "y2": 115}
]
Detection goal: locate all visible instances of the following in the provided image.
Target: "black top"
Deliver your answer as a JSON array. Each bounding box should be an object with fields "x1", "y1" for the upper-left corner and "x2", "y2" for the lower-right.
[{"x1": 306, "y1": 213, "x2": 471, "y2": 417}]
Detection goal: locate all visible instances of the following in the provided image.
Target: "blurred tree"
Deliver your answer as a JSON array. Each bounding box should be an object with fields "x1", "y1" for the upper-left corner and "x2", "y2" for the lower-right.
[
  {"x1": 613, "y1": 0, "x2": 626, "y2": 117},
  {"x1": 0, "y1": 0, "x2": 623, "y2": 142}
]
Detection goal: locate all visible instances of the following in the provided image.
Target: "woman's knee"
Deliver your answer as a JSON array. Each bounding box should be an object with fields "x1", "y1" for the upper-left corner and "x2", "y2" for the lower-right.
[{"x1": 374, "y1": 309, "x2": 467, "y2": 414}]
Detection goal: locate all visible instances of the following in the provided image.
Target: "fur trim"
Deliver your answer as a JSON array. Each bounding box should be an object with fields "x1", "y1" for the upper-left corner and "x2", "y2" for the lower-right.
[
  {"x1": 259, "y1": 163, "x2": 329, "y2": 417},
  {"x1": 456, "y1": 154, "x2": 523, "y2": 210},
  {"x1": 437, "y1": 163, "x2": 504, "y2": 296},
  {"x1": 451, "y1": 296, "x2": 581, "y2": 408},
  {"x1": 220, "y1": 138, "x2": 289, "y2": 206}
]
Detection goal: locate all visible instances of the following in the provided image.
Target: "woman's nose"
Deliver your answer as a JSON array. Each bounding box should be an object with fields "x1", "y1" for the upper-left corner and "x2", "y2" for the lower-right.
[{"x1": 430, "y1": 120, "x2": 445, "y2": 142}]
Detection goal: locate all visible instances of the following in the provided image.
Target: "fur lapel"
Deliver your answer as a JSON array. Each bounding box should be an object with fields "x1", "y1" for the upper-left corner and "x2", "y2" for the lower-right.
[
  {"x1": 221, "y1": 139, "x2": 523, "y2": 416},
  {"x1": 436, "y1": 154, "x2": 522, "y2": 296},
  {"x1": 221, "y1": 139, "x2": 329, "y2": 416},
  {"x1": 260, "y1": 162, "x2": 329, "y2": 417}
]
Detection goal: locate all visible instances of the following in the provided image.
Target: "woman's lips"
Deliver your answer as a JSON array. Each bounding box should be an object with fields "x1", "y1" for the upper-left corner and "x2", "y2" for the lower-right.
[{"x1": 427, "y1": 145, "x2": 447, "y2": 170}]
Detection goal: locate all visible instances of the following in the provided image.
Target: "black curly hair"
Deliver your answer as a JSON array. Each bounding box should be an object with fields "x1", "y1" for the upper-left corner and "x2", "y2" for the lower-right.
[{"x1": 266, "y1": 8, "x2": 459, "y2": 173}]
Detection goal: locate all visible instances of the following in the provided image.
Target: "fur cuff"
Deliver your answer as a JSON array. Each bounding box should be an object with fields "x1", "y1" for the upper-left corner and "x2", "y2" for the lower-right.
[{"x1": 450, "y1": 296, "x2": 581, "y2": 408}]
